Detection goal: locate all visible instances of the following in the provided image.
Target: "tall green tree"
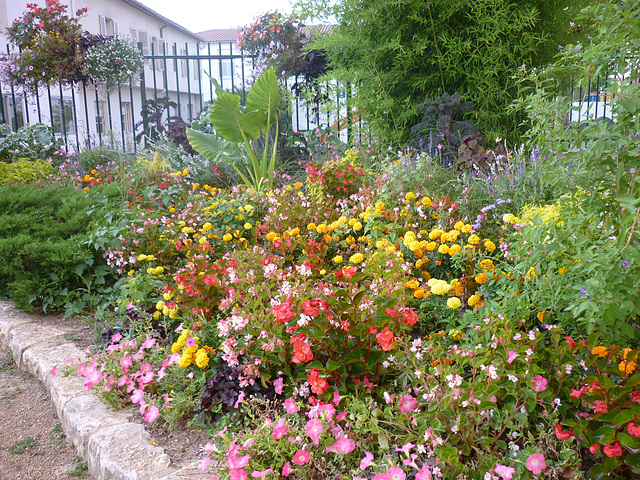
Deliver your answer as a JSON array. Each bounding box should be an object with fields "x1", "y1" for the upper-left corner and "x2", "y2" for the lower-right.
[{"x1": 300, "y1": 0, "x2": 592, "y2": 145}]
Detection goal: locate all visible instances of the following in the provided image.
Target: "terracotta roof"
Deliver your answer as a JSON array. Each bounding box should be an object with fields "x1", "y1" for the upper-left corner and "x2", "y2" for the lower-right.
[
  {"x1": 196, "y1": 25, "x2": 336, "y2": 43},
  {"x1": 196, "y1": 28, "x2": 241, "y2": 42}
]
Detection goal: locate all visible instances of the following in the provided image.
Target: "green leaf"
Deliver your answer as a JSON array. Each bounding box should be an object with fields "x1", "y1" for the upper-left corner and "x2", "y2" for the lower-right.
[
  {"x1": 326, "y1": 360, "x2": 342, "y2": 372},
  {"x1": 617, "y1": 432, "x2": 640, "y2": 454},
  {"x1": 210, "y1": 93, "x2": 264, "y2": 142},
  {"x1": 245, "y1": 67, "x2": 280, "y2": 132},
  {"x1": 611, "y1": 410, "x2": 635, "y2": 426},
  {"x1": 593, "y1": 425, "x2": 616, "y2": 444}
]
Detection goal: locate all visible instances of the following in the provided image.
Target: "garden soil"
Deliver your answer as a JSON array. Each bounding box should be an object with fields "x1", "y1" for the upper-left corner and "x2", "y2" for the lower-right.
[{"x1": 0, "y1": 311, "x2": 209, "y2": 480}]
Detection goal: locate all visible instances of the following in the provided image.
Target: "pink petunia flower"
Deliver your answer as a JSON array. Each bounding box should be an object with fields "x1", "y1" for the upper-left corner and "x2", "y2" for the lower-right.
[
  {"x1": 531, "y1": 375, "x2": 548, "y2": 392},
  {"x1": 326, "y1": 437, "x2": 355, "y2": 454},
  {"x1": 415, "y1": 465, "x2": 432, "y2": 480},
  {"x1": 274, "y1": 377, "x2": 284, "y2": 395},
  {"x1": 144, "y1": 405, "x2": 159, "y2": 423},
  {"x1": 398, "y1": 394, "x2": 418, "y2": 413},
  {"x1": 526, "y1": 453, "x2": 546, "y2": 475},
  {"x1": 305, "y1": 418, "x2": 323, "y2": 445},
  {"x1": 229, "y1": 468, "x2": 247, "y2": 480},
  {"x1": 272, "y1": 418, "x2": 289, "y2": 440},
  {"x1": 495, "y1": 463, "x2": 515, "y2": 480},
  {"x1": 284, "y1": 397, "x2": 298, "y2": 414},
  {"x1": 281, "y1": 461, "x2": 291, "y2": 476},
  {"x1": 385, "y1": 466, "x2": 406, "y2": 480},
  {"x1": 360, "y1": 451, "x2": 374, "y2": 470},
  {"x1": 292, "y1": 450, "x2": 310, "y2": 466},
  {"x1": 251, "y1": 469, "x2": 274, "y2": 478}
]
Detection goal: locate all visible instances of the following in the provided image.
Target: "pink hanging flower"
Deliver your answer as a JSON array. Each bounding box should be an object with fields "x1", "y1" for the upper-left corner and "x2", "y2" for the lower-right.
[
  {"x1": 531, "y1": 375, "x2": 548, "y2": 392},
  {"x1": 398, "y1": 394, "x2": 418, "y2": 413},
  {"x1": 506, "y1": 350, "x2": 518, "y2": 364},
  {"x1": 526, "y1": 453, "x2": 546, "y2": 475}
]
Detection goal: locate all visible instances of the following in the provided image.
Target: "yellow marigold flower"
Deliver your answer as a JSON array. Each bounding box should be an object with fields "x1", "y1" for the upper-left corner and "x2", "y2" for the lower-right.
[
  {"x1": 461, "y1": 224, "x2": 473, "y2": 233},
  {"x1": 192, "y1": 183, "x2": 200, "y2": 190},
  {"x1": 414, "y1": 288, "x2": 425, "y2": 299},
  {"x1": 182, "y1": 168, "x2": 189, "y2": 176},
  {"x1": 591, "y1": 346, "x2": 608, "y2": 357},
  {"x1": 324, "y1": 234, "x2": 333, "y2": 243},
  {"x1": 353, "y1": 221, "x2": 363, "y2": 232},
  {"x1": 468, "y1": 234, "x2": 480, "y2": 245},
  {"x1": 406, "y1": 279, "x2": 420, "y2": 290},
  {"x1": 429, "y1": 229, "x2": 444, "y2": 240},
  {"x1": 290, "y1": 228, "x2": 300, "y2": 236},
  {"x1": 475, "y1": 273, "x2": 489, "y2": 285},
  {"x1": 171, "y1": 342, "x2": 182, "y2": 354},
  {"x1": 316, "y1": 224, "x2": 327, "y2": 234},
  {"x1": 386, "y1": 245, "x2": 396, "y2": 254},
  {"x1": 168, "y1": 207, "x2": 176, "y2": 213},
  {"x1": 623, "y1": 348, "x2": 635, "y2": 361},
  {"x1": 405, "y1": 191, "x2": 417, "y2": 201},
  {"x1": 266, "y1": 232, "x2": 278, "y2": 242},
  {"x1": 448, "y1": 244, "x2": 461, "y2": 256},
  {"x1": 169, "y1": 308, "x2": 178, "y2": 319},
  {"x1": 467, "y1": 294, "x2": 482, "y2": 307},
  {"x1": 348, "y1": 218, "x2": 357, "y2": 226},
  {"x1": 619, "y1": 360, "x2": 637, "y2": 375},
  {"x1": 440, "y1": 232, "x2": 450, "y2": 243},
  {"x1": 438, "y1": 244, "x2": 450, "y2": 255},
  {"x1": 422, "y1": 197, "x2": 432, "y2": 207},
  {"x1": 447, "y1": 297, "x2": 462, "y2": 309},
  {"x1": 349, "y1": 253, "x2": 364, "y2": 264},
  {"x1": 447, "y1": 230, "x2": 460, "y2": 242},
  {"x1": 449, "y1": 329, "x2": 462, "y2": 340},
  {"x1": 178, "y1": 354, "x2": 193, "y2": 368},
  {"x1": 375, "y1": 201, "x2": 385, "y2": 211},
  {"x1": 320, "y1": 269, "x2": 327, "y2": 275},
  {"x1": 244, "y1": 223, "x2": 252, "y2": 230},
  {"x1": 480, "y1": 259, "x2": 495, "y2": 272},
  {"x1": 294, "y1": 181, "x2": 302, "y2": 190},
  {"x1": 195, "y1": 349, "x2": 209, "y2": 368},
  {"x1": 307, "y1": 223, "x2": 316, "y2": 231},
  {"x1": 430, "y1": 282, "x2": 451, "y2": 296},
  {"x1": 223, "y1": 233, "x2": 233, "y2": 242},
  {"x1": 454, "y1": 221, "x2": 465, "y2": 231},
  {"x1": 202, "y1": 222, "x2": 212, "y2": 231},
  {"x1": 333, "y1": 255, "x2": 343, "y2": 264},
  {"x1": 153, "y1": 310, "x2": 161, "y2": 320},
  {"x1": 425, "y1": 241, "x2": 437, "y2": 251}
]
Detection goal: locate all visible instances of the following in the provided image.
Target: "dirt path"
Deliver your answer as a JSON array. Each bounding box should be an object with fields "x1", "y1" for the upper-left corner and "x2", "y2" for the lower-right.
[{"x1": 0, "y1": 342, "x2": 95, "y2": 480}]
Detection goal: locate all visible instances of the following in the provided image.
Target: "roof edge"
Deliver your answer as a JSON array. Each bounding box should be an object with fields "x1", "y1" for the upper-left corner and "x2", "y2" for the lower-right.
[{"x1": 119, "y1": 0, "x2": 203, "y2": 41}]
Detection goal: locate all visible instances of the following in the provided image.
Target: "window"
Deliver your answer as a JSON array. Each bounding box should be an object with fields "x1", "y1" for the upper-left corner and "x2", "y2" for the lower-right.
[
  {"x1": 151, "y1": 37, "x2": 165, "y2": 71},
  {"x1": 96, "y1": 101, "x2": 110, "y2": 134},
  {"x1": 51, "y1": 97, "x2": 75, "y2": 134},
  {"x1": 99, "y1": 16, "x2": 117, "y2": 36},
  {"x1": 181, "y1": 49, "x2": 187, "y2": 77},
  {"x1": 121, "y1": 102, "x2": 132, "y2": 132},
  {"x1": 138, "y1": 31, "x2": 150, "y2": 66}
]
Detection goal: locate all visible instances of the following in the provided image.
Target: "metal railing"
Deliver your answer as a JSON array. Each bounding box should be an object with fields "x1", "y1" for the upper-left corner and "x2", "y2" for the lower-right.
[{"x1": 0, "y1": 42, "x2": 366, "y2": 153}]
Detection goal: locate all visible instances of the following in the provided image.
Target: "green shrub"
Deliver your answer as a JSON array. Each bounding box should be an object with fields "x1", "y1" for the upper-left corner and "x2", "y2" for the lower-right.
[
  {"x1": 0, "y1": 183, "x2": 122, "y2": 313},
  {"x1": 0, "y1": 158, "x2": 52, "y2": 185}
]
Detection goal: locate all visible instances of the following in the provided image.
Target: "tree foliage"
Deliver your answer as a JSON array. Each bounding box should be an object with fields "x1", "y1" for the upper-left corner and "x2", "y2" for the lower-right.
[{"x1": 300, "y1": 0, "x2": 592, "y2": 145}]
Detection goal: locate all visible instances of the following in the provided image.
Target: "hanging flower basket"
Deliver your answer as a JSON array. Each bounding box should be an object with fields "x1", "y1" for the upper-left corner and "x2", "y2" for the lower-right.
[{"x1": 85, "y1": 37, "x2": 144, "y2": 89}]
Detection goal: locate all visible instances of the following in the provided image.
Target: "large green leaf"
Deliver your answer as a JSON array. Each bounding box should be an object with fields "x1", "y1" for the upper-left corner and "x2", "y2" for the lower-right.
[
  {"x1": 246, "y1": 67, "x2": 280, "y2": 132},
  {"x1": 210, "y1": 93, "x2": 265, "y2": 142},
  {"x1": 186, "y1": 128, "x2": 245, "y2": 164}
]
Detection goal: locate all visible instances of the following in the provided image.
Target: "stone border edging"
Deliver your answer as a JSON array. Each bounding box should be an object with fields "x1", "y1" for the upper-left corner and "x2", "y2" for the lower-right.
[{"x1": 0, "y1": 301, "x2": 210, "y2": 480}]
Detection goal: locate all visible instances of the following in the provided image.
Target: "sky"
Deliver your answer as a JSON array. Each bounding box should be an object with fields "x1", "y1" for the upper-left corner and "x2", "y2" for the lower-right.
[{"x1": 135, "y1": 0, "x2": 295, "y2": 33}]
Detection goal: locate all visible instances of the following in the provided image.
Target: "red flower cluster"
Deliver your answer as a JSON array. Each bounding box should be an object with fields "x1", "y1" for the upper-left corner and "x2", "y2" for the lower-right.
[
  {"x1": 306, "y1": 367, "x2": 328, "y2": 395},
  {"x1": 290, "y1": 334, "x2": 313, "y2": 364}
]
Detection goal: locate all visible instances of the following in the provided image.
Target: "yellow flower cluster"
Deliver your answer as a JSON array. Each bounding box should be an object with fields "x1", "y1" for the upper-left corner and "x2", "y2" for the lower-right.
[
  {"x1": 428, "y1": 278, "x2": 451, "y2": 296},
  {"x1": 137, "y1": 254, "x2": 156, "y2": 262},
  {"x1": 446, "y1": 297, "x2": 462, "y2": 309},
  {"x1": 146, "y1": 266, "x2": 164, "y2": 275},
  {"x1": 156, "y1": 300, "x2": 178, "y2": 319},
  {"x1": 349, "y1": 253, "x2": 364, "y2": 264},
  {"x1": 467, "y1": 294, "x2": 482, "y2": 307}
]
